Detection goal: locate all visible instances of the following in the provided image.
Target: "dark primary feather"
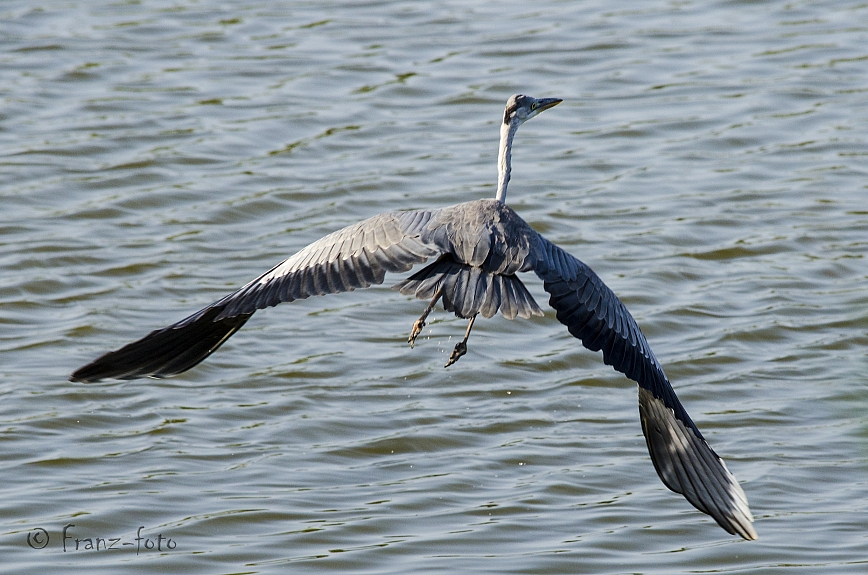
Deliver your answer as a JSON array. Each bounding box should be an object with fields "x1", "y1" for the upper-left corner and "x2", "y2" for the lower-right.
[
  {"x1": 639, "y1": 388, "x2": 755, "y2": 540},
  {"x1": 533, "y1": 237, "x2": 756, "y2": 540},
  {"x1": 70, "y1": 307, "x2": 252, "y2": 383}
]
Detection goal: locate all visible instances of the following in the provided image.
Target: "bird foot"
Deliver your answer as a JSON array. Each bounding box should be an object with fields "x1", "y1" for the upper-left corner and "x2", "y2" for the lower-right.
[
  {"x1": 408, "y1": 318, "x2": 426, "y2": 348},
  {"x1": 445, "y1": 341, "x2": 467, "y2": 368}
]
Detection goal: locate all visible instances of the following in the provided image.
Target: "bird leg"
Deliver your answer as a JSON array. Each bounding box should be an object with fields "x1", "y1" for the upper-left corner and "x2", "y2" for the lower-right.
[
  {"x1": 445, "y1": 314, "x2": 477, "y2": 368},
  {"x1": 408, "y1": 285, "x2": 443, "y2": 348}
]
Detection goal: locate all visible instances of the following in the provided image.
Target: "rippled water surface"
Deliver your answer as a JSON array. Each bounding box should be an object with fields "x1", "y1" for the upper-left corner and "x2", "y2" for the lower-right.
[{"x1": 2, "y1": 0, "x2": 867, "y2": 573}]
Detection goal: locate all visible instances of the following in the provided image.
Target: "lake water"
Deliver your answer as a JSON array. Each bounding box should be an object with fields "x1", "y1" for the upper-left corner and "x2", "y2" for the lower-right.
[{"x1": 1, "y1": 0, "x2": 867, "y2": 573}]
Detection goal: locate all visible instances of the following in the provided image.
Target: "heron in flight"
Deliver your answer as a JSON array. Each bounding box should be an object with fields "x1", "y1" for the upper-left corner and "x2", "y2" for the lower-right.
[{"x1": 71, "y1": 95, "x2": 756, "y2": 540}]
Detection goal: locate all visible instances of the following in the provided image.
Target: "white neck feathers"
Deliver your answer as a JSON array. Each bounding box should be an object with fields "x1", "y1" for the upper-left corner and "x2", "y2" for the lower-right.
[{"x1": 495, "y1": 119, "x2": 520, "y2": 203}]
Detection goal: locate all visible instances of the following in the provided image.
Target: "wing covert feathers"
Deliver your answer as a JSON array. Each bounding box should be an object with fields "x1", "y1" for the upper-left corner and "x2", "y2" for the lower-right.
[{"x1": 215, "y1": 210, "x2": 439, "y2": 319}]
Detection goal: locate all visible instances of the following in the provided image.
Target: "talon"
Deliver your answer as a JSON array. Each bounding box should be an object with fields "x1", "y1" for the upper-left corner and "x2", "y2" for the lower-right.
[
  {"x1": 445, "y1": 341, "x2": 467, "y2": 368},
  {"x1": 408, "y1": 285, "x2": 443, "y2": 349},
  {"x1": 408, "y1": 318, "x2": 425, "y2": 348},
  {"x1": 444, "y1": 313, "x2": 477, "y2": 368}
]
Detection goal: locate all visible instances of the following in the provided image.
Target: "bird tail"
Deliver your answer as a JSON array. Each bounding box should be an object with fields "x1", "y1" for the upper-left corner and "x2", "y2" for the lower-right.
[{"x1": 393, "y1": 254, "x2": 543, "y2": 320}]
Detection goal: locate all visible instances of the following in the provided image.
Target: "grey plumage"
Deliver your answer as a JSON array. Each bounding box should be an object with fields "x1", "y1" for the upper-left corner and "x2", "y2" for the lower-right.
[{"x1": 70, "y1": 94, "x2": 756, "y2": 541}]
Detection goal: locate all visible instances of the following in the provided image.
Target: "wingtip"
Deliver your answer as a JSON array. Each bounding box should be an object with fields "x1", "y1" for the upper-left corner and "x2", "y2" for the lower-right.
[
  {"x1": 638, "y1": 387, "x2": 757, "y2": 541},
  {"x1": 69, "y1": 366, "x2": 99, "y2": 384},
  {"x1": 740, "y1": 523, "x2": 759, "y2": 541},
  {"x1": 69, "y1": 353, "x2": 121, "y2": 383},
  {"x1": 724, "y1": 508, "x2": 758, "y2": 541}
]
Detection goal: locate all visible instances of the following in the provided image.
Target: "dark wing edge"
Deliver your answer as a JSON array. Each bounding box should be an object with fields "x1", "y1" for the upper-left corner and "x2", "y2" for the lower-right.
[
  {"x1": 69, "y1": 308, "x2": 252, "y2": 383},
  {"x1": 533, "y1": 237, "x2": 756, "y2": 540},
  {"x1": 639, "y1": 388, "x2": 756, "y2": 540},
  {"x1": 70, "y1": 209, "x2": 441, "y2": 383}
]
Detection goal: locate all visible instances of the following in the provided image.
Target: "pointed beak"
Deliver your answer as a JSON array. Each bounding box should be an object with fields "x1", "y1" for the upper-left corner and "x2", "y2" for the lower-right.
[{"x1": 536, "y1": 97, "x2": 562, "y2": 112}]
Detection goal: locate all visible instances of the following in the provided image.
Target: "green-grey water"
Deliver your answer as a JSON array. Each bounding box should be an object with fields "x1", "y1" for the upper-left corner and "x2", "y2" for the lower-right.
[{"x1": 2, "y1": 1, "x2": 867, "y2": 573}]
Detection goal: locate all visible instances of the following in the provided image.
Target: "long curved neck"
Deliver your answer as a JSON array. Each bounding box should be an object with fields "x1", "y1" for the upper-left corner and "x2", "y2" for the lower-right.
[{"x1": 495, "y1": 119, "x2": 520, "y2": 203}]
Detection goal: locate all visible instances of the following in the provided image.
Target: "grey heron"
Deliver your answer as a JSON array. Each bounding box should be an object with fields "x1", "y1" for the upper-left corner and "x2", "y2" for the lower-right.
[{"x1": 71, "y1": 94, "x2": 756, "y2": 540}]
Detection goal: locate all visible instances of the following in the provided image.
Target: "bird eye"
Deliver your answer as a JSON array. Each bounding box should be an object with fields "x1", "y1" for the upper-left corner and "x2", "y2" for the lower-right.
[{"x1": 531, "y1": 102, "x2": 538, "y2": 110}]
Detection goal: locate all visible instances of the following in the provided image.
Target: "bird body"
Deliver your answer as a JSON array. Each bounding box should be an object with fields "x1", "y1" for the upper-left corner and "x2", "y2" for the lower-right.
[{"x1": 71, "y1": 95, "x2": 756, "y2": 540}]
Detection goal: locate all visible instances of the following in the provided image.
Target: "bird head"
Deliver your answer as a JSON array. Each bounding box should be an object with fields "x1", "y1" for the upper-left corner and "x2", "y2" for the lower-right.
[{"x1": 503, "y1": 94, "x2": 562, "y2": 126}]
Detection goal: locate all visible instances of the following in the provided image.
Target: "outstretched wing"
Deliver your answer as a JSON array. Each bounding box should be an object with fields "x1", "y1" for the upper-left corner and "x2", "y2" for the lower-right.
[
  {"x1": 70, "y1": 209, "x2": 441, "y2": 383},
  {"x1": 533, "y1": 237, "x2": 756, "y2": 540}
]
